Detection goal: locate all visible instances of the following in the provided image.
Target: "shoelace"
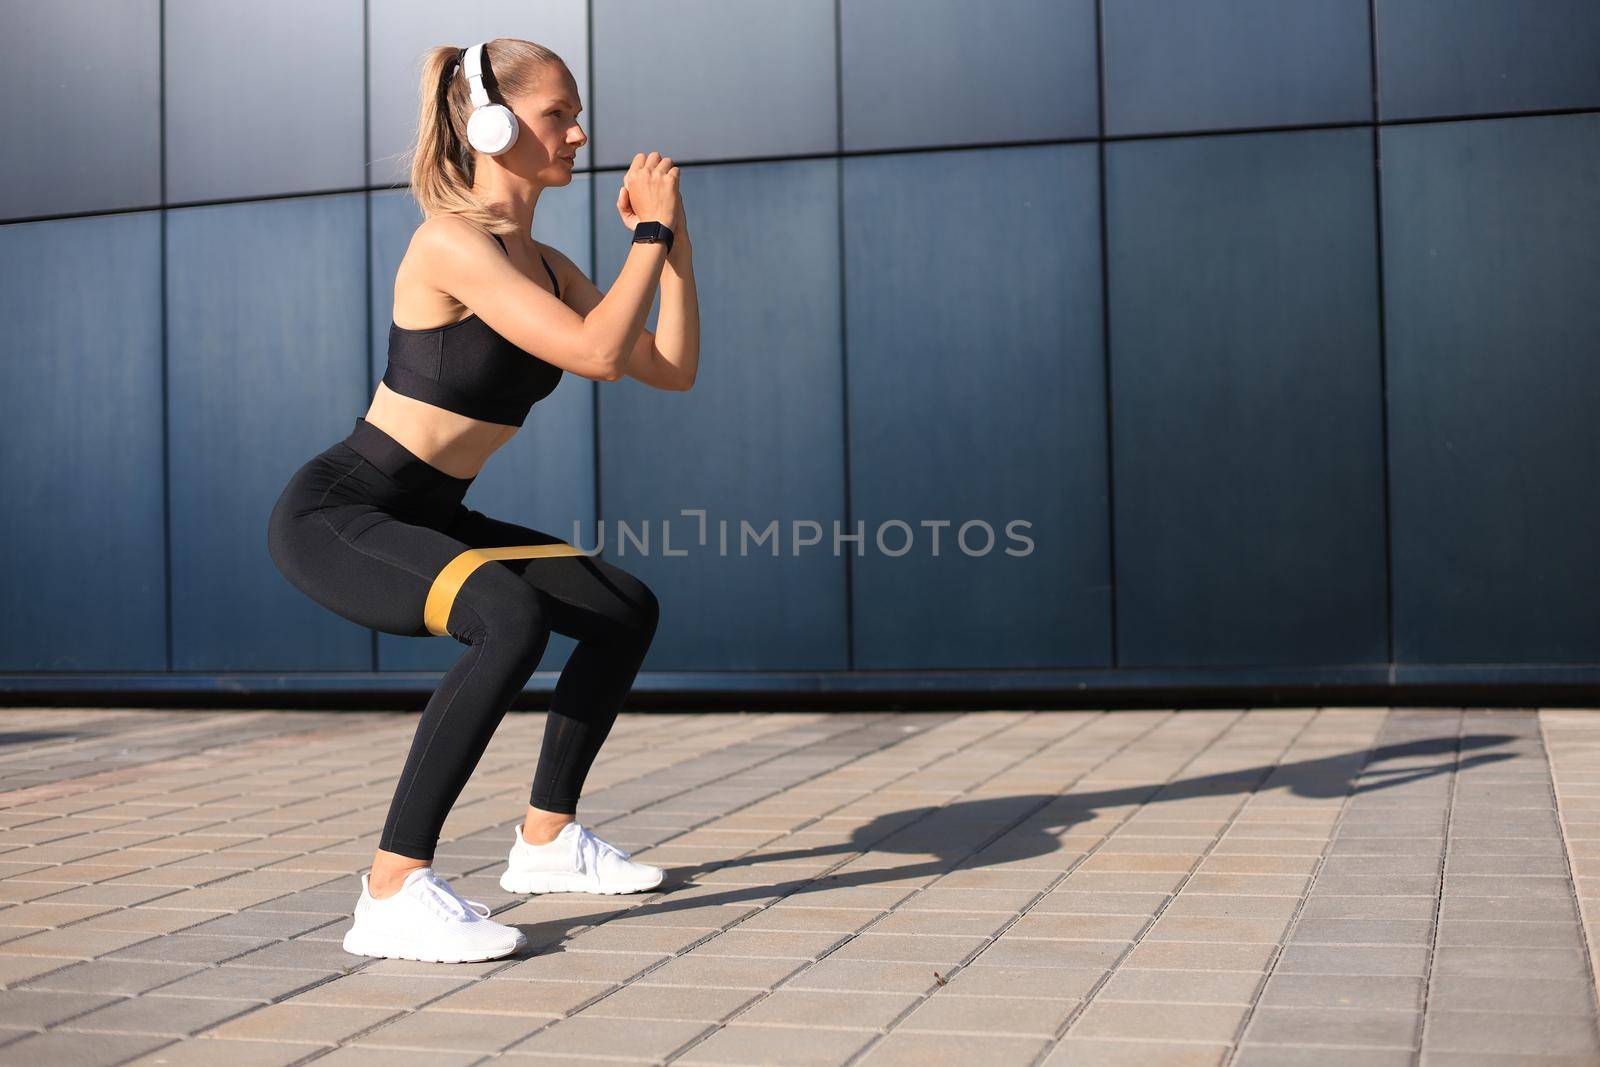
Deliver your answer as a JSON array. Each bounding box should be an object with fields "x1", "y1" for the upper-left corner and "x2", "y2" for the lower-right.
[
  {"x1": 573, "y1": 824, "x2": 633, "y2": 876},
  {"x1": 415, "y1": 871, "x2": 491, "y2": 922}
]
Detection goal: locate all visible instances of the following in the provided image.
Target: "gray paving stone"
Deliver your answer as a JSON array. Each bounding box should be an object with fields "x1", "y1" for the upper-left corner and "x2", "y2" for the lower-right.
[
  {"x1": 122, "y1": 1036, "x2": 323, "y2": 1066},
  {"x1": 1431, "y1": 945, "x2": 1590, "y2": 979},
  {"x1": 898, "y1": 991, "x2": 1076, "y2": 1036},
  {"x1": 1437, "y1": 895, "x2": 1578, "y2": 922},
  {"x1": 60, "y1": 992, "x2": 260, "y2": 1035},
  {"x1": 1121, "y1": 940, "x2": 1277, "y2": 972},
  {"x1": 1308, "y1": 858, "x2": 1439, "y2": 884},
  {"x1": 1029, "y1": 891, "x2": 1170, "y2": 916},
  {"x1": 1425, "y1": 974, "x2": 1600, "y2": 1016},
  {"x1": 939, "y1": 964, "x2": 1103, "y2": 1000},
  {"x1": 1242, "y1": 1005, "x2": 1420, "y2": 1048},
  {"x1": 978, "y1": 937, "x2": 1129, "y2": 970},
  {"x1": 828, "y1": 933, "x2": 989, "y2": 966},
  {"x1": 1273, "y1": 944, "x2": 1430, "y2": 976},
  {"x1": 1007, "y1": 912, "x2": 1149, "y2": 940},
  {"x1": 856, "y1": 1031, "x2": 1049, "y2": 1066},
  {"x1": 302, "y1": 1049, "x2": 483, "y2": 1067},
  {"x1": 1444, "y1": 874, "x2": 1574, "y2": 898},
  {"x1": 205, "y1": 1002, "x2": 401, "y2": 1044},
  {"x1": 217, "y1": 937, "x2": 360, "y2": 972},
  {"x1": 1417, "y1": 1052, "x2": 1600, "y2": 1067},
  {"x1": 0, "y1": 1029, "x2": 172, "y2": 1067},
  {"x1": 784, "y1": 958, "x2": 946, "y2": 995},
  {"x1": 1097, "y1": 968, "x2": 1262, "y2": 1005},
  {"x1": 105, "y1": 934, "x2": 269, "y2": 965},
  {"x1": 679, "y1": 1023, "x2": 879, "y2": 1065},
  {"x1": 1258, "y1": 973, "x2": 1425, "y2": 1011},
  {"x1": 494, "y1": 949, "x2": 667, "y2": 985},
  {"x1": 865, "y1": 911, "x2": 1015, "y2": 939},
  {"x1": 1159, "y1": 894, "x2": 1300, "y2": 920},
  {"x1": 0, "y1": 926, "x2": 158, "y2": 959},
  {"x1": 1310, "y1": 874, "x2": 1439, "y2": 895},
  {"x1": 179, "y1": 910, "x2": 338, "y2": 940},
  {"x1": 637, "y1": 952, "x2": 804, "y2": 989},
  {"x1": 1070, "y1": 1000, "x2": 1249, "y2": 1042},
  {"x1": 579, "y1": 982, "x2": 761, "y2": 1021},
  {"x1": 1232, "y1": 1044, "x2": 1415, "y2": 1066},
  {"x1": 1424, "y1": 1010, "x2": 1600, "y2": 1057},
  {"x1": 18, "y1": 959, "x2": 203, "y2": 995},
  {"x1": 1044, "y1": 1037, "x2": 1231, "y2": 1065},
  {"x1": 1294, "y1": 894, "x2": 1437, "y2": 920},
  {"x1": 424, "y1": 977, "x2": 612, "y2": 1016},
  {"x1": 350, "y1": 1007, "x2": 542, "y2": 1051},
  {"x1": 1146, "y1": 915, "x2": 1293, "y2": 943},
  {"x1": 0, "y1": 987, "x2": 119, "y2": 1028},
  {"x1": 1289, "y1": 918, "x2": 1434, "y2": 945},
  {"x1": 734, "y1": 988, "x2": 917, "y2": 1029},
  {"x1": 143, "y1": 965, "x2": 327, "y2": 1002},
  {"x1": 1435, "y1": 919, "x2": 1585, "y2": 948},
  {"x1": 283, "y1": 973, "x2": 469, "y2": 1009},
  {"x1": 505, "y1": 1014, "x2": 708, "y2": 1059}
]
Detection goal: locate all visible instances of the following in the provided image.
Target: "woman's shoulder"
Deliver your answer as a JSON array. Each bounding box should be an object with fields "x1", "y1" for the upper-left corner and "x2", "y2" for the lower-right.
[{"x1": 412, "y1": 214, "x2": 502, "y2": 254}]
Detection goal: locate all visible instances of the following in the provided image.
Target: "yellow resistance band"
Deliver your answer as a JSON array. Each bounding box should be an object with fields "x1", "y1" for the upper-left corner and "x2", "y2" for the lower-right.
[{"x1": 423, "y1": 543, "x2": 590, "y2": 637}]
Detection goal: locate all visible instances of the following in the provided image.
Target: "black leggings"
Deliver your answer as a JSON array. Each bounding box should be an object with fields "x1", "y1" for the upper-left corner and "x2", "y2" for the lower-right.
[{"x1": 266, "y1": 417, "x2": 659, "y2": 861}]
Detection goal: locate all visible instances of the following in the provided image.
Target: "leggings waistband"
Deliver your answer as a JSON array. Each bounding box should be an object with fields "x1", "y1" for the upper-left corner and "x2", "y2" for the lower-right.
[{"x1": 340, "y1": 417, "x2": 476, "y2": 494}]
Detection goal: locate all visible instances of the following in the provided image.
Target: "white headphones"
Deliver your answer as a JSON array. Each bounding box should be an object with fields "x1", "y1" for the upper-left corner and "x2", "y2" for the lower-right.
[{"x1": 459, "y1": 42, "x2": 519, "y2": 155}]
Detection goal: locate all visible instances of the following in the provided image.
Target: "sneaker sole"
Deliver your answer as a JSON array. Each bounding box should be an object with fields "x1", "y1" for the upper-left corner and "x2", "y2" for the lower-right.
[
  {"x1": 341, "y1": 929, "x2": 525, "y2": 963},
  {"x1": 498, "y1": 869, "x2": 665, "y2": 895}
]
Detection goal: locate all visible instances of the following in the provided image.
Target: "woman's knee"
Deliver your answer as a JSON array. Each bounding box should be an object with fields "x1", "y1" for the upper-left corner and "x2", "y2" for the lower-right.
[
  {"x1": 609, "y1": 573, "x2": 659, "y2": 648},
  {"x1": 454, "y1": 570, "x2": 552, "y2": 658}
]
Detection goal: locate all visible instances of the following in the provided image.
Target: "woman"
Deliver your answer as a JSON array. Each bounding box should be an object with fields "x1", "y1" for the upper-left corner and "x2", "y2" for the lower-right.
[{"x1": 266, "y1": 37, "x2": 699, "y2": 963}]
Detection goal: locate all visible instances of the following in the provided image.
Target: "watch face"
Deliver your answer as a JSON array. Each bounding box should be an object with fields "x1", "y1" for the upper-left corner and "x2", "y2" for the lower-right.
[{"x1": 634, "y1": 222, "x2": 660, "y2": 241}]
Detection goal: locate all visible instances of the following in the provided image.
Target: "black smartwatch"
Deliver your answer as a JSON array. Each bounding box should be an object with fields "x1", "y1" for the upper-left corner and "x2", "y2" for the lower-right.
[{"x1": 632, "y1": 220, "x2": 674, "y2": 255}]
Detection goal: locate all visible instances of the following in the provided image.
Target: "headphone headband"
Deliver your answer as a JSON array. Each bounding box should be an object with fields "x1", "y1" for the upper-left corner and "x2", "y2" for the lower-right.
[{"x1": 462, "y1": 42, "x2": 492, "y2": 109}]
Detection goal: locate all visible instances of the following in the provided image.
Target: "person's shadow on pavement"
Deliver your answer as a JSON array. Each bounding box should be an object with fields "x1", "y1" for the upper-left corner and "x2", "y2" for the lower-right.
[{"x1": 499, "y1": 732, "x2": 1515, "y2": 956}]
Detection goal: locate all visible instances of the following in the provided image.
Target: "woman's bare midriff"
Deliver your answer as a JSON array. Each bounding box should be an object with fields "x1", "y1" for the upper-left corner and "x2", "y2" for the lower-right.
[{"x1": 362, "y1": 384, "x2": 519, "y2": 480}]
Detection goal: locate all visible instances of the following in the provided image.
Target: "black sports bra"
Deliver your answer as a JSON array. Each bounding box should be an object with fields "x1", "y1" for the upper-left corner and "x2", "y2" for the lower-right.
[{"x1": 380, "y1": 232, "x2": 564, "y2": 427}]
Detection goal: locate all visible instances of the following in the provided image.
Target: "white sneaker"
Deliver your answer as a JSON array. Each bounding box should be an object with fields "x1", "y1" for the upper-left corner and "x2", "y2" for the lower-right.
[
  {"x1": 499, "y1": 821, "x2": 665, "y2": 895},
  {"x1": 342, "y1": 867, "x2": 525, "y2": 963}
]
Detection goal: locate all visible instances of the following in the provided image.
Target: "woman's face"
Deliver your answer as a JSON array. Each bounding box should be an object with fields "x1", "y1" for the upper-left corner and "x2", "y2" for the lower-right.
[{"x1": 509, "y1": 65, "x2": 586, "y2": 184}]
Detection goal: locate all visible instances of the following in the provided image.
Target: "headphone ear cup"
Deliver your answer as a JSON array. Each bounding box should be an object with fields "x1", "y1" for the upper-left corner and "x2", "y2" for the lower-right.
[{"x1": 467, "y1": 104, "x2": 519, "y2": 155}]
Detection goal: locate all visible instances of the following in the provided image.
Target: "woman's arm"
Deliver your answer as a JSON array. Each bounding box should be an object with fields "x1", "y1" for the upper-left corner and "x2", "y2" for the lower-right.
[
  {"x1": 543, "y1": 236, "x2": 699, "y2": 392},
  {"x1": 413, "y1": 214, "x2": 667, "y2": 382},
  {"x1": 631, "y1": 239, "x2": 699, "y2": 391}
]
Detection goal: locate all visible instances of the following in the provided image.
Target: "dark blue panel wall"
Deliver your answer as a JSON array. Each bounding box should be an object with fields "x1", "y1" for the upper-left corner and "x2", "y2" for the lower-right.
[
  {"x1": 0, "y1": 2, "x2": 161, "y2": 221},
  {"x1": 164, "y1": 0, "x2": 365, "y2": 203},
  {"x1": 845, "y1": 145, "x2": 1109, "y2": 670},
  {"x1": 0, "y1": 214, "x2": 166, "y2": 670},
  {"x1": 841, "y1": 0, "x2": 1098, "y2": 152},
  {"x1": 167, "y1": 195, "x2": 370, "y2": 670},
  {"x1": 595, "y1": 159, "x2": 849, "y2": 670},
  {"x1": 590, "y1": 0, "x2": 836, "y2": 167},
  {"x1": 4, "y1": 3, "x2": 1599, "y2": 697},
  {"x1": 1102, "y1": 0, "x2": 1372, "y2": 136},
  {"x1": 1377, "y1": 0, "x2": 1600, "y2": 120},
  {"x1": 1382, "y1": 113, "x2": 1600, "y2": 663},
  {"x1": 1108, "y1": 128, "x2": 1388, "y2": 667}
]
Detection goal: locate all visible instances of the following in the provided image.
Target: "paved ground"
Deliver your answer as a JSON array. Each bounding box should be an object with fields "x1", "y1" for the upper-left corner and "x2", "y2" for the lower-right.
[{"x1": 0, "y1": 706, "x2": 1596, "y2": 1067}]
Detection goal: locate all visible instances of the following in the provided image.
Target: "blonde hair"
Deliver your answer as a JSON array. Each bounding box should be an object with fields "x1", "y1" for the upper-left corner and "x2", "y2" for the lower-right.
[{"x1": 408, "y1": 37, "x2": 566, "y2": 235}]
